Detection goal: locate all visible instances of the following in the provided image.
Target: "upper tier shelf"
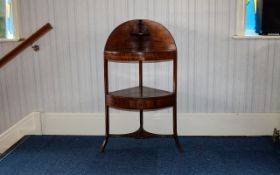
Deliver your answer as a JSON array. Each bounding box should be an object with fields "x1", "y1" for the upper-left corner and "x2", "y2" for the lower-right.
[{"x1": 104, "y1": 19, "x2": 177, "y2": 62}]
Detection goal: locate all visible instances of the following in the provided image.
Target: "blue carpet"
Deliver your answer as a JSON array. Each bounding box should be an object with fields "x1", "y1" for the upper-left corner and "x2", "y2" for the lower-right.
[{"x1": 0, "y1": 136, "x2": 280, "y2": 175}]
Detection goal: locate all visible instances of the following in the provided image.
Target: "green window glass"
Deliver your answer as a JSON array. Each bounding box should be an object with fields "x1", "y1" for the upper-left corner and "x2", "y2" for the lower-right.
[
  {"x1": 0, "y1": 0, "x2": 14, "y2": 39},
  {"x1": 0, "y1": 0, "x2": 6, "y2": 38}
]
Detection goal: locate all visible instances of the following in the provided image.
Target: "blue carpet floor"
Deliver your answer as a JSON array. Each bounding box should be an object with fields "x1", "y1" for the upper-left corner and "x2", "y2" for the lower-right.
[{"x1": 0, "y1": 136, "x2": 280, "y2": 175}]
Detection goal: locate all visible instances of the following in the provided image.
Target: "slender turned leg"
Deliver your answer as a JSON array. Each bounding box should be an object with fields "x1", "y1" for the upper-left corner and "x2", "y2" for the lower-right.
[
  {"x1": 139, "y1": 60, "x2": 144, "y2": 138},
  {"x1": 139, "y1": 110, "x2": 144, "y2": 137},
  {"x1": 100, "y1": 106, "x2": 109, "y2": 152},
  {"x1": 173, "y1": 105, "x2": 183, "y2": 152}
]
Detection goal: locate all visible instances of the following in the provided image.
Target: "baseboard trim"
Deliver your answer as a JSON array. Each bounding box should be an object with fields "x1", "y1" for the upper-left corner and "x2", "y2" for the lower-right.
[
  {"x1": 1, "y1": 112, "x2": 280, "y2": 153},
  {"x1": 0, "y1": 112, "x2": 41, "y2": 153},
  {"x1": 41, "y1": 113, "x2": 280, "y2": 136}
]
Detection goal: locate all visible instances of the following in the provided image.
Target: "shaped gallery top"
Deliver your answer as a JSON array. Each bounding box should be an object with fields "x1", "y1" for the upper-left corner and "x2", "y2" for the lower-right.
[{"x1": 104, "y1": 19, "x2": 177, "y2": 62}]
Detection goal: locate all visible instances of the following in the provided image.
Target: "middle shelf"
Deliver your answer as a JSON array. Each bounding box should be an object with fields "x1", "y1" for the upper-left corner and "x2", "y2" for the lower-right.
[{"x1": 106, "y1": 86, "x2": 175, "y2": 110}]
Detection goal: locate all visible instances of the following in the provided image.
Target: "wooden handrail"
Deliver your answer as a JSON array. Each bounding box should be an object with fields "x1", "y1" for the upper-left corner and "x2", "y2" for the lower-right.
[{"x1": 0, "y1": 23, "x2": 53, "y2": 69}]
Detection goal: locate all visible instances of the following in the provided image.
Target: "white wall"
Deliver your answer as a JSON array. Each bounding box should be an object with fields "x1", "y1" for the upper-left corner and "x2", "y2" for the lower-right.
[{"x1": 1, "y1": 0, "x2": 280, "y2": 134}]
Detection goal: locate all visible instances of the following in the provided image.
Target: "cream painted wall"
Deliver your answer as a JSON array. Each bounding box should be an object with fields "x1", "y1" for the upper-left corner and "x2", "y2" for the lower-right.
[{"x1": 1, "y1": 0, "x2": 280, "y2": 134}]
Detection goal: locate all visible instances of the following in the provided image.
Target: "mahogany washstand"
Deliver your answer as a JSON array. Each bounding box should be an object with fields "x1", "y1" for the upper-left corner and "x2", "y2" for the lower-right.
[{"x1": 101, "y1": 19, "x2": 183, "y2": 152}]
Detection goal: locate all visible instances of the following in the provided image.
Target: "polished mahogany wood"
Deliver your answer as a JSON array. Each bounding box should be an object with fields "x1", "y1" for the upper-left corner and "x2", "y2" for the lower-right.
[
  {"x1": 101, "y1": 19, "x2": 182, "y2": 152},
  {"x1": 104, "y1": 19, "x2": 176, "y2": 62},
  {"x1": 106, "y1": 86, "x2": 175, "y2": 110},
  {"x1": 0, "y1": 23, "x2": 53, "y2": 69},
  {"x1": 104, "y1": 51, "x2": 176, "y2": 62}
]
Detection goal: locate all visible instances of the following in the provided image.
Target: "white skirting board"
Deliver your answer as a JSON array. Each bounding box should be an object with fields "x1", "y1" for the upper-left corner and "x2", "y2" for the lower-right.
[
  {"x1": 1, "y1": 112, "x2": 280, "y2": 153},
  {"x1": 41, "y1": 113, "x2": 280, "y2": 136},
  {"x1": 0, "y1": 112, "x2": 42, "y2": 154}
]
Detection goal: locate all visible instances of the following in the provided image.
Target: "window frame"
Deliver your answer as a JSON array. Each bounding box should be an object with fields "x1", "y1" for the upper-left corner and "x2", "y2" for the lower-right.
[
  {"x1": 235, "y1": 0, "x2": 247, "y2": 36},
  {"x1": 234, "y1": 0, "x2": 280, "y2": 39},
  {"x1": 0, "y1": 0, "x2": 20, "y2": 42}
]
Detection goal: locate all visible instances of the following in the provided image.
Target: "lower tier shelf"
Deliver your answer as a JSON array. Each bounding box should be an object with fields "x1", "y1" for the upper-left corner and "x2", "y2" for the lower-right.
[
  {"x1": 105, "y1": 86, "x2": 175, "y2": 110},
  {"x1": 110, "y1": 128, "x2": 173, "y2": 138},
  {"x1": 100, "y1": 128, "x2": 183, "y2": 152}
]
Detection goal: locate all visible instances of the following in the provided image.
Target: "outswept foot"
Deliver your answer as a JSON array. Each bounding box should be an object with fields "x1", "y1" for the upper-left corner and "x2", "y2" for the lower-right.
[
  {"x1": 100, "y1": 137, "x2": 109, "y2": 153},
  {"x1": 174, "y1": 136, "x2": 183, "y2": 153}
]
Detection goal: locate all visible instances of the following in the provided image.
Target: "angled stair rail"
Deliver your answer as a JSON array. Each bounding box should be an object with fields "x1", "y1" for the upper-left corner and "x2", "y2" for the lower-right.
[{"x1": 0, "y1": 23, "x2": 53, "y2": 69}]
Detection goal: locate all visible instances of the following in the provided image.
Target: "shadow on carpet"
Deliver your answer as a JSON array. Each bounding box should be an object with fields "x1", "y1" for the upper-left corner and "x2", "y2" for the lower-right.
[{"x1": 0, "y1": 136, "x2": 280, "y2": 175}]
